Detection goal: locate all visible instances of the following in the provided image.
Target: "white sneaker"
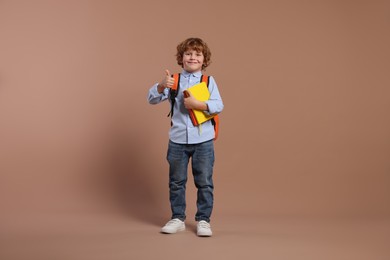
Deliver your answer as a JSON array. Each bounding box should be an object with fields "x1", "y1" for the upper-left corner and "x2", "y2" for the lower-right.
[
  {"x1": 161, "y1": 219, "x2": 185, "y2": 234},
  {"x1": 197, "y1": 220, "x2": 212, "y2": 237}
]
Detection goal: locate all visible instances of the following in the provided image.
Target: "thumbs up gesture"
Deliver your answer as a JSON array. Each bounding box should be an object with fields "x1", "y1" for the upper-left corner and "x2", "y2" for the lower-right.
[{"x1": 157, "y1": 69, "x2": 175, "y2": 93}]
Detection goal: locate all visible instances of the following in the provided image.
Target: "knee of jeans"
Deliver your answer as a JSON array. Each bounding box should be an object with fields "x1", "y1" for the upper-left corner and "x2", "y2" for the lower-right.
[
  {"x1": 170, "y1": 176, "x2": 187, "y2": 189},
  {"x1": 194, "y1": 176, "x2": 213, "y2": 189}
]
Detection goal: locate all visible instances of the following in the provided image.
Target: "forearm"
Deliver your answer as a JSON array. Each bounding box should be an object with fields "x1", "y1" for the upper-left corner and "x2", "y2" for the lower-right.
[
  {"x1": 147, "y1": 83, "x2": 168, "y2": 104},
  {"x1": 195, "y1": 100, "x2": 208, "y2": 111},
  {"x1": 205, "y1": 99, "x2": 223, "y2": 114}
]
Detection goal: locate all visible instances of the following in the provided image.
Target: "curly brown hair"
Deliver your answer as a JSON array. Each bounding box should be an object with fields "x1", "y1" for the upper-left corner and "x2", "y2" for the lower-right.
[{"x1": 176, "y1": 38, "x2": 212, "y2": 70}]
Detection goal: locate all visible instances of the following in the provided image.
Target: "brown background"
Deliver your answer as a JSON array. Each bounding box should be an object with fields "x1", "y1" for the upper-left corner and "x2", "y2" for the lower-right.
[{"x1": 1, "y1": 0, "x2": 389, "y2": 259}]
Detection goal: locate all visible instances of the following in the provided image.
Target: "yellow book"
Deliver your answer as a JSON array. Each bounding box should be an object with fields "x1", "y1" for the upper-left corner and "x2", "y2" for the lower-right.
[{"x1": 184, "y1": 82, "x2": 215, "y2": 126}]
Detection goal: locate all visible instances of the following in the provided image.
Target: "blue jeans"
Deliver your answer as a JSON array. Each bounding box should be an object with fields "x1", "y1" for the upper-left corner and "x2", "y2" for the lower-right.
[{"x1": 166, "y1": 140, "x2": 215, "y2": 222}]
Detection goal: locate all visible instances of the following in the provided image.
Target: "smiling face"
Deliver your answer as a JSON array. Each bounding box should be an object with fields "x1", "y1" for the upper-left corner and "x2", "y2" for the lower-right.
[
  {"x1": 176, "y1": 38, "x2": 211, "y2": 71},
  {"x1": 182, "y1": 49, "x2": 204, "y2": 73}
]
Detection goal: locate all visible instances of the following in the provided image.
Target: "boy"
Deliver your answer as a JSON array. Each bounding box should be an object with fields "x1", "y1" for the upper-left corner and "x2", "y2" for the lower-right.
[{"x1": 147, "y1": 38, "x2": 224, "y2": 237}]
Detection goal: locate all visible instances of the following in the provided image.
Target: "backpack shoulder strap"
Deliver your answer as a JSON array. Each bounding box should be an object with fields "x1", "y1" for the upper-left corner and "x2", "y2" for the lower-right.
[
  {"x1": 167, "y1": 73, "x2": 180, "y2": 117},
  {"x1": 201, "y1": 74, "x2": 209, "y2": 86},
  {"x1": 171, "y1": 73, "x2": 180, "y2": 91}
]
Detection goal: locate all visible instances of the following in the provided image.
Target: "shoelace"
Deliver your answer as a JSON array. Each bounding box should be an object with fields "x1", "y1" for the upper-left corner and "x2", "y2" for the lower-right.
[
  {"x1": 198, "y1": 221, "x2": 210, "y2": 229},
  {"x1": 166, "y1": 219, "x2": 183, "y2": 226}
]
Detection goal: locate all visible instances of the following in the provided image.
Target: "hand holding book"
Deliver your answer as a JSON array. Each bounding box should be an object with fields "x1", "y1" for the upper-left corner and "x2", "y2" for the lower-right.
[
  {"x1": 183, "y1": 90, "x2": 208, "y2": 111},
  {"x1": 183, "y1": 82, "x2": 215, "y2": 126}
]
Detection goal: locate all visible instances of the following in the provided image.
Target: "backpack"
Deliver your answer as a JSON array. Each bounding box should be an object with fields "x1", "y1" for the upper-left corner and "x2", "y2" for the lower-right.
[{"x1": 167, "y1": 73, "x2": 220, "y2": 140}]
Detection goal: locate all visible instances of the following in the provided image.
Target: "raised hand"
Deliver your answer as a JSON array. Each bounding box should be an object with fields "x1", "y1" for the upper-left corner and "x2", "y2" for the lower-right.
[{"x1": 157, "y1": 69, "x2": 175, "y2": 93}]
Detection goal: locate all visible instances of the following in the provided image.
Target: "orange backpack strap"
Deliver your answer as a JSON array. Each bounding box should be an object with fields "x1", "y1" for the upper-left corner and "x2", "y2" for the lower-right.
[
  {"x1": 167, "y1": 73, "x2": 180, "y2": 117},
  {"x1": 201, "y1": 74, "x2": 209, "y2": 86},
  {"x1": 171, "y1": 73, "x2": 180, "y2": 91},
  {"x1": 201, "y1": 75, "x2": 219, "y2": 141}
]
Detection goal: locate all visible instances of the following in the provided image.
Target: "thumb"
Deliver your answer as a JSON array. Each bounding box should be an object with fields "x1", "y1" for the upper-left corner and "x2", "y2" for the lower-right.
[{"x1": 165, "y1": 69, "x2": 171, "y2": 77}]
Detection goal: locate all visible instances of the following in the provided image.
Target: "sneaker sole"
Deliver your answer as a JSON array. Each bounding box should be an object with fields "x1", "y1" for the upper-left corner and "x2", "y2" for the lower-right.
[
  {"x1": 197, "y1": 232, "x2": 212, "y2": 237},
  {"x1": 161, "y1": 226, "x2": 185, "y2": 234}
]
